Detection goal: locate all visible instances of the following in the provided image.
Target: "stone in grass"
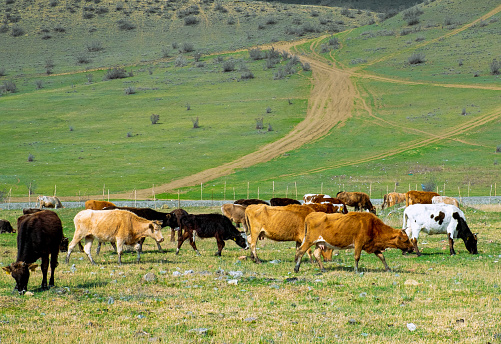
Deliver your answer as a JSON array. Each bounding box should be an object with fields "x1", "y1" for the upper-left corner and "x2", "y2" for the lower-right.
[
  {"x1": 244, "y1": 317, "x2": 257, "y2": 323},
  {"x1": 189, "y1": 328, "x2": 209, "y2": 336},
  {"x1": 407, "y1": 323, "x2": 417, "y2": 331},
  {"x1": 348, "y1": 319, "x2": 359, "y2": 325},
  {"x1": 404, "y1": 279, "x2": 421, "y2": 286},
  {"x1": 143, "y1": 272, "x2": 157, "y2": 282}
]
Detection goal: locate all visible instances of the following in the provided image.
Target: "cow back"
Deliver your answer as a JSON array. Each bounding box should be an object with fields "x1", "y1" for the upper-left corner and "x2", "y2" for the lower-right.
[
  {"x1": 234, "y1": 198, "x2": 269, "y2": 206},
  {"x1": 405, "y1": 191, "x2": 440, "y2": 206},
  {"x1": 270, "y1": 198, "x2": 301, "y2": 206},
  {"x1": 85, "y1": 200, "x2": 116, "y2": 210}
]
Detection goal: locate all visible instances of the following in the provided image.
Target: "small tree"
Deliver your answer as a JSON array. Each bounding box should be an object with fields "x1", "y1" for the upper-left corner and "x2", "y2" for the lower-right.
[
  {"x1": 35, "y1": 80, "x2": 43, "y2": 89},
  {"x1": 408, "y1": 53, "x2": 425, "y2": 65},
  {"x1": 192, "y1": 117, "x2": 199, "y2": 128},
  {"x1": 124, "y1": 86, "x2": 135, "y2": 95},
  {"x1": 496, "y1": 144, "x2": 501, "y2": 153},
  {"x1": 28, "y1": 153, "x2": 35, "y2": 162},
  {"x1": 489, "y1": 59, "x2": 500, "y2": 75},
  {"x1": 3, "y1": 80, "x2": 17, "y2": 93},
  {"x1": 0, "y1": 67, "x2": 6, "y2": 76},
  {"x1": 255, "y1": 117, "x2": 264, "y2": 130},
  {"x1": 266, "y1": 107, "x2": 272, "y2": 113},
  {"x1": 267, "y1": 123, "x2": 273, "y2": 131},
  {"x1": 403, "y1": 7, "x2": 423, "y2": 26},
  {"x1": 45, "y1": 58, "x2": 55, "y2": 75},
  {"x1": 150, "y1": 114, "x2": 160, "y2": 124},
  {"x1": 222, "y1": 60, "x2": 235, "y2": 72}
]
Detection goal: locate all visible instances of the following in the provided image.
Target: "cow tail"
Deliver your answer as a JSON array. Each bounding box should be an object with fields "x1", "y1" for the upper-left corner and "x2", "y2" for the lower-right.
[{"x1": 244, "y1": 212, "x2": 251, "y2": 236}]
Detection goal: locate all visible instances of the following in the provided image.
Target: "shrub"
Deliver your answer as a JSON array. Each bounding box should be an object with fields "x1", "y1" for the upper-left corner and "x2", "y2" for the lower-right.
[
  {"x1": 180, "y1": 42, "x2": 194, "y2": 53},
  {"x1": 117, "y1": 19, "x2": 136, "y2": 30},
  {"x1": 192, "y1": 117, "x2": 199, "y2": 128},
  {"x1": 103, "y1": 67, "x2": 128, "y2": 80},
  {"x1": 150, "y1": 114, "x2": 160, "y2": 124},
  {"x1": 267, "y1": 123, "x2": 273, "y2": 132},
  {"x1": 35, "y1": 80, "x2": 43, "y2": 89},
  {"x1": 403, "y1": 7, "x2": 423, "y2": 26},
  {"x1": 124, "y1": 87, "x2": 135, "y2": 95},
  {"x1": 115, "y1": 2, "x2": 124, "y2": 11},
  {"x1": 96, "y1": 6, "x2": 109, "y2": 14},
  {"x1": 161, "y1": 47, "x2": 171, "y2": 58},
  {"x1": 461, "y1": 108, "x2": 467, "y2": 116},
  {"x1": 302, "y1": 62, "x2": 311, "y2": 71},
  {"x1": 186, "y1": 103, "x2": 191, "y2": 111},
  {"x1": 11, "y1": 25, "x2": 24, "y2": 37},
  {"x1": 184, "y1": 16, "x2": 199, "y2": 26},
  {"x1": 174, "y1": 55, "x2": 187, "y2": 67},
  {"x1": 222, "y1": 60, "x2": 235, "y2": 72},
  {"x1": 82, "y1": 12, "x2": 95, "y2": 19},
  {"x1": 421, "y1": 179, "x2": 436, "y2": 192},
  {"x1": 273, "y1": 68, "x2": 286, "y2": 80},
  {"x1": 241, "y1": 70, "x2": 254, "y2": 79},
  {"x1": 28, "y1": 154, "x2": 35, "y2": 162},
  {"x1": 328, "y1": 36, "x2": 340, "y2": 48},
  {"x1": 266, "y1": 107, "x2": 272, "y2": 113},
  {"x1": 350, "y1": 58, "x2": 367, "y2": 65},
  {"x1": 86, "y1": 41, "x2": 104, "y2": 52},
  {"x1": 0, "y1": 67, "x2": 6, "y2": 76},
  {"x1": 3, "y1": 80, "x2": 17, "y2": 93},
  {"x1": 126, "y1": 132, "x2": 133, "y2": 137},
  {"x1": 408, "y1": 53, "x2": 425, "y2": 64},
  {"x1": 53, "y1": 24, "x2": 66, "y2": 33},
  {"x1": 249, "y1": 48, "x2": 263, "y2": 60},
  {"x1": 76, "y1": 53, "x2": 91, "y2": 64},
  {"x1": 0, "y1": 24, "x2": 9, "y2": 34},
  {"x1": 265, "y1": 16, "x2": 278, "y2": 25},
  {"x1": 45, "y1": 58, "x2": 55, "y2": 74},
  {"x1": 496, "y1": 144, "x2": 501, "y2": 153},
  {"x1": 191, "y1": 51, "x2": 202, "y2": 62},
  {"x1": 227, "y1": 17, "x2": 235, "y2": 25},
  {"x1": 320, "y1": 44, "x2": 330, "y2": 54},
  {"x1": 86, "y1": 73, "x2": 93, "y2": 83},
  {"x1": 489, "y1": 59, "x2": 500, "y2": 75},
  {"x1": 255, "y1": 117, "x2": 264, "y2": 130},
  {"x1": 41, "y1": 33, "x2": 52, "y2": 40}
]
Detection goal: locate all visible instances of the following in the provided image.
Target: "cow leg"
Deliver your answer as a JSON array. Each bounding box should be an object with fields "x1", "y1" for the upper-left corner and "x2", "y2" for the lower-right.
[
  {"x1": 448, "y1": 233, "x2": 456, "y2": 255},
  {"x1": 49, "y1": 252, "x2": 58, "y2": 287},
  {"x1": 411, "y1": 238, "x2": 421, "y2": 257},
  {"x1": 374, "y1": 251, "x2": 390, "y2": 272},
  {"x1": 189, "y1": 230, "x2": 200, "y2": 256},
  {"x1": 116, "y1": 239, "x2": 124, "y2": 265},
  {"x1": 294, "y1": 240, "x2": 312, "y2": 272},
  {"x1": 83, "y1": 237, "x2": 97, "y2": 265},
  {"x1": 78, "y1": 241, "x2": 84, "y2": 252},
  {"x1": 136, "y1": 237, "x2": 146, "y2": 253},
  {"x1": 170, "y1": 228, "x2": 176, "y2": 242},
  {"x1": 215, "y1": 234, "x2": 225, "y2": 256},
  {"x1": 322, "y1": 248, "x2": 333, "y2": 262},
  {"x1": 96, "y1": 241, "x2": 102, "y2": 255},
  {"x1": 40, "y1": 255, "x2": 50, "y2": 290},
  {"x1": 353, "y1": 245, "x2": 363, "y2": 273},
  {"x1": 313, "y1": 247, "x2": 326, "y2": 272},
  {"x1": 135, "y1": 243, "x2": 142, "y2": 263},
  {"x1": 66, "y1": 236, "x2": 83, "y2": 264}
]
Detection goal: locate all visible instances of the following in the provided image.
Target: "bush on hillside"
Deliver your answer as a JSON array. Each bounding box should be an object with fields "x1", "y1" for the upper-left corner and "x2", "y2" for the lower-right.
[
  {"x1": 184, "y1": 16, "x2": 199, "y2": 26},
  {"x1": 403, "y1": 7, "x2": 423, "y2": 26},
  {"x1": 489, "y1": 59, "x2": 500, "y2": 75},
  {"x1": 0, "y1": 24, "x2": 9, "y2": 34},
  {"x1": 76, "y1": 53, "x2": 91, "y2": 64},
  {"x1": 255, "y1": 117, "x2": 264, "y2": 130},
  {"x1": 222, "y1": 60, "x2": 236, "y2": 72},
  {"x1": 249, "y1": 48, "x2": 263, "y2": 60},
  {"x1": 3, "y1": 80, "x2": 17, "y2": 93},
  {"x1": 11, "y1": 25, "x2": 24, "y2": 37},
  {"x1": 150, "y1": 114, "x2": 160, "y2": 124},
  {"x1": 0, "y1": 67, "x2": 6, "y2": 76},
  {"x1": 180, "y1": 42, "x2": 195, "y2": 53},
  {"x1": 192, "y1": 117, "x2": 200, "y2": 129},
  {"x1": 174, "y1": 55, "x2": 187, "y2": 67},
  {"x1": 45, "y1": 58, "x2": 55, "y2": 75},
  {"x1": 408, "y1": 53, "x2": 426, "y2": 65},
  {"x1": 86, "y1": 41, "x2": 104, "y2": 52},
  {"x1": 35, "y1": 80, "x2": 43, "y2": 89},
  {"x1": 124, "y1": 87, "x2": 135, "y2": 95},
  {"x1": 103, "y1": 67, "x2": 128, "y2": 80},
  {"x1": 117, "y1": 19, "x2": 136, "y2": 31},
  {"x1": 496, "y1": 144, "x2": 501, "y2": 153}
]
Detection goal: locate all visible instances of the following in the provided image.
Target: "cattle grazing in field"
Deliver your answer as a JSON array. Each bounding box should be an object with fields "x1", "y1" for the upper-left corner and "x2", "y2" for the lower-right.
[
  {"x1": 245, "y1": 204, "x2": 321, "y2": 264},
  {"x1": 85, "y1": 200, "x2": 116, "y2": 210},
  {"x1": 303, "y1": 194, "x2": 348, "y2": 214},
  {"x1": 294, "y1": 212, "x2": 413, "y2": 273},
  {"x1": 2, "y1": 210, "x2": 63, "y2": 294},
  {"x1": 37, "y1": 195, "x2": 64, "y2": 209},
  {"x1": 270, "y1": 197, "x2": 301, "y2": 206},
  {"x1": 0, "y1": 219, "x2": 14, "y2": 233},
  {"x1": 176, "y1": 213, "x2": 248, "y2": 256},
  {"x1": 66, "y1": 209, "x2": 164, "y2": 265},
  {"x1": 336, "y1": 191, "x2": 376, "y2": 214},
  {"x1": 23, "y1": 208, "x2": 43, "y2": 215},
  {"x1": 381, "y1": 192, "x2": 406, "y2": 210},
  {"x1": 234, "y1": 198, "x2": 269, "y2": 206},
  {"x1": 402, "y1": 204, "x2": 477, "y2": 256},
  {"x1": 221, "y1": 203, "x2": 247, "y2": 229},
  {"x1": 432, "y1": 196, "x2": 460, "y2": 208},
  {"x1": 405, "y1": 190, "x2": 440, "y2": 207}
]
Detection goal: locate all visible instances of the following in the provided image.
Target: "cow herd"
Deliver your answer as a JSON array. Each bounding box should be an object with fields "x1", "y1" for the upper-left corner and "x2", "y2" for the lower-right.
[{"x1": 1, "y1": 190, "x2": 478, "y2": 294}]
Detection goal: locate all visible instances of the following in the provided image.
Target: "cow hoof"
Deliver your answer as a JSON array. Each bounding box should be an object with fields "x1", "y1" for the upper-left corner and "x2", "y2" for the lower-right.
[
  {"x1": 416, "y1": 253, "x2": 422, "y2": 257},
  {"x1": 294, "y1": 267, "x2": 300, "y2": 273}
]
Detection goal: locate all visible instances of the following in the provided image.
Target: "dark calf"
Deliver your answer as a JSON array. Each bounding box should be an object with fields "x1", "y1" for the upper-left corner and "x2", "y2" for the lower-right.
[{"x1": 0, "y1": 219, "x2": 14, "y2": 233}]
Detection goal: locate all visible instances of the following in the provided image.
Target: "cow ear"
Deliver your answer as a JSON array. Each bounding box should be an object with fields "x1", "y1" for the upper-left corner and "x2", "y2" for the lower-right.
[
  {"x1": 28, "y1": 264, "x2": 38, "y2": 271},
  {"x1": 2, "y1": 266, "x2": 12, "y2": 275}
]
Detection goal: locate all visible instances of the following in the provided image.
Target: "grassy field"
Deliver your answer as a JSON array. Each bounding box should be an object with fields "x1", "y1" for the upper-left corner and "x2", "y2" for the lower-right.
[{"x1": 0, "y1": 204, "x2": 500, "y2": 343}]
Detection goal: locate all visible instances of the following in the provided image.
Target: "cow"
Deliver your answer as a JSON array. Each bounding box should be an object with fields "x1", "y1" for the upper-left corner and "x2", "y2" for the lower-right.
[
  {"x1": 85, "y1": 200, "x2": 116, "y2": 210},
  {"x1": 166, "y1": 208, "x2": 189, "y2": 242},
  {"x1": 37, "y1": 195, "x2": 64, "y2": 209},
  {"x1": 405, "y1": 190, "x2": 440, "y2": 207},
  {"x1": 234, "y1": 198, "x2": 269, "y2": 206},
  {"x1": 176, "y1": 213, "x2": 248, "y2": 256},
  {"x1": 221, "y1": 203, "x2": 247, "y2": 229},
  {"x1": 0, "y1": 219, "x2": 14, "y2": 233},
  {"x1": 402, "y1": 204, "x2": 477, "y2": 256},
  {"x1": 20, "y1": 209, "x2": 69, "y2": 252},
  {"x1": 432, "y1": 196, "x2": 460, "y2": 208},
  {"x1": 270, "y1": 197, "x2": 301, "y2": 206},
  {"x1": 294, "y1": 212, "x2": 413, "y2": 273},
  {"x1": 66, "y1": 209, "x2": 164, "y2": 265},
  {"x1": 381, "y1": 192, "x2": 406, "y2": 210},
  {"x1": 304, "y1": 203, "x2": 343, "y2": 214},
  {"x1": 2, "y1": 210, "x2": 63, "y2": 294},
  {"x1": 336, "y1": 191, "x2": 376, "y2": 214},
  {"x1": 23, "y1": 208, "x2": 43, "y2": 215},
  {"x1": 245, "y1": 204, "x2": 321, "y2": 264}
]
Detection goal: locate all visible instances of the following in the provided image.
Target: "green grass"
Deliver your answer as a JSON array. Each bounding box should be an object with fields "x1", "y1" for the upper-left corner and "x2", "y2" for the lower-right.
[{"x1": 0, "y1": 205, "x2": 500, "y2": 343}]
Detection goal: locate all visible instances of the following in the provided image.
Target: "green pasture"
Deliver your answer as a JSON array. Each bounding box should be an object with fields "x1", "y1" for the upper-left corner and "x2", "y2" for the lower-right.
[{"x1": 0, "y1": 205, "x2": 500, "y2": 343}]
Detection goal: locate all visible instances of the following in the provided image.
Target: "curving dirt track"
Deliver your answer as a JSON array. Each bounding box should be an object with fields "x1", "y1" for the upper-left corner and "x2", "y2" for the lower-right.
[{"x1": 108, "y1": 4, "x2": 501, "y2": 200}]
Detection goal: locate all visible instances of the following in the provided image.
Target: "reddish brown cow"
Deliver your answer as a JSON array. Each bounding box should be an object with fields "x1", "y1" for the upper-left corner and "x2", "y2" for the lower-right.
[
  {"x1": 85, "y1": 200, "x2": 116, "y2": 210},
  {"x1": 381, "y1": 192, "x2": 406, "y2": 210},
  {"x1": 405, "y1": 190, "x2": 440, "y2": 207},
  {"x1": 234, "y1": 199, "x2": 269, "y2": 206},
  {"x1": 336, "y1": 191, "x2": 376, "y2": 214},
  {"x1": 294, "y1": 212, "x2": 413, "y2": 273},
  {"x1": 303, "y1": 194, "x2": 348, "y2": 214}
]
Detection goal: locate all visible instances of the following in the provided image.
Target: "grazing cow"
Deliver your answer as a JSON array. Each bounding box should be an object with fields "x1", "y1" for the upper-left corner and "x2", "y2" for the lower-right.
[
  {"x1": 177, "y1": 213, "x2": 248, "y2": 256},
  {"x1": 66, "y1": 209, "x2": 164, "y2": 265},
  {"x1": 20, "y1": 209, "x2": 69, "y2": 251},
  {"x1": 166, "y1": 208, "x2": 189, "y2": 242},
  {"x1": 245, "y1": 204, "x2": 320, "y2": 264},
  {"x1": 37, "y1": 195, "x2": 64, "y2": 209},
  {"x1": 405, "y1": 190, "x2": 440, "y2": 207},
  {"x1": 85, "y1": 200, "x2": 116, "y2": 210},
  {"x1": 221, "y1": 203, "x2": 247, "y2": 229},
  {"x1": 270, "y1": 197, "x2": 301, "y2": 206},
  {"x1": 234, "y1": 198, "x2": 269, "y2": 206},
  {"x1": 304, "y1": 203, "x2": 343, "y2": 214},
  {"x1": 402, "y1": 204, "x2": 477, "y2": 256},
  {"x1": 23, "y1": 208, "x2": 43, "y2": 215},
  {"x1": 381, "y1": 192, "x2": 406, "y2": 210},
  {"x1": 294, "y1": 212, "x2": 413, "y2": 273},
  {"x1": 432, "y1": 196, "x2": 460, "y2": 208},
  {"x1": 0, "y1": 219, "x2": 14, "y2": 233},
  {"x1": 2, "y1": 210, "x2": 63, "y2": 294},
  {"x1": 101, "y1": 206, "x2": 174, "y2": 252},
  {"x1": 336, "y1": 191, "x2": 376, "y2": 214}
]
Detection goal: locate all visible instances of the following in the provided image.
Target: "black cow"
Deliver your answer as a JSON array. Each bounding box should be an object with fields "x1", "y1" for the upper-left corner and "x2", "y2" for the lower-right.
[
  {"x1": 234, "y1": 198, "x2": 269, "y2": 206},
  {"x1": 166, "y1": 208, "x2": 189, "y2": 242},
  {"x1": 2, "y1": 210, "x2": 63, "y2": 294},
  {"x1": 0, "y1": 219, "x2": 14, "y2": 233},
  {"x1": 177, "y1": 214, "x2": 249, "y2": 256},
  {"x1": 269, "y1": 197, "x2": 301, "y2": 206},
  {"x1": 23, "y1": 208, "x2": 43, "y2": 215}
]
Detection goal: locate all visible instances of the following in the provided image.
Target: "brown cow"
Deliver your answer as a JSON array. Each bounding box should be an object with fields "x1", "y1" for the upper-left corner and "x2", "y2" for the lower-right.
[
  {"x1": 294, "y1": 212, "x2": 413, "y2": 273},
  {"x1": 303, "y1": 194, "x2": 348, "y2": 214},
  {"x1": 381, "y1": 192, "x2": 406, "y2": 210},
  {"x1": 85, "y1": 200, "x2": 116, "y2": 210},
  {"x1": 66, "y1": 209, "x2": 164, "y2": 265},
  {"x1": 270, "y1": 198, "x2": 301, "y2": 206},
  {"x1": 405, "y1": 190, "x2": 440, "y2": 207},
  {"x1": 245, "y1": 204, "x2": 319, "y2": 264},
  {"x1": 234, "y1": 199, "x2": 269, "y2": 206},
  {"x1": 432, "y1": 196, "x2": 460, "y2": 208},
  {"x1": 336, "y1": 191, "x2": 376, "y2": 214},
  {"x1": 221, "y1": 203, "x2": 247, "y2": 229}
]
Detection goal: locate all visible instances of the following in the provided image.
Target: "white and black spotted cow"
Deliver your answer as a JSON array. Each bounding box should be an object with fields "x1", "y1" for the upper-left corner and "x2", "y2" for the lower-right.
[{"x1": 402, "y1": 204, "x2": 478, "y2": 256}]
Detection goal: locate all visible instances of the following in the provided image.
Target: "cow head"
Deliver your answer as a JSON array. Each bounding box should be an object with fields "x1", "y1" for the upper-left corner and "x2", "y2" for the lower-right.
[
  {"x1": 233, "y1": 231, "x2": 249, "y2": 250},
  {"x1": 59, "y1": 236, "x2": 69, "y2": 252},
  {"x1": 396, "y1": 230, "x2": 414, "y2": 253},
  {"x1": 369, "y1": 206, "x2": 377, "y2": 215},
  {"x1": 149, "y1": 221, "x2": 165, "y2": 243},
  {"x1": 453, "y1": 212, "x2": 478, "y2": 254},
  {"x1": 2, "y1": 262, "x2": 38, "y2": 295}
]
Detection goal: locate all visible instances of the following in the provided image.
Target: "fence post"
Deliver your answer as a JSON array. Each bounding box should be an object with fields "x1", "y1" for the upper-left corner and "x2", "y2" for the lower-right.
[
  {"x1": 286, "y1": 185, "x2": 289, "y2": 198},
  {"x1": 273, "y1": 181, "x2": 275, "y2": 198},
  {"x1": 108, "y1": 189, "x2": 110, "y2": 202},
  {"x1": 321, "y1": 182, "x2": 323, "y2": 194},
  {"x1": 295, "y1": 182, "x2": 297, "y2": 200},
  {"x1": 134, "y1": 189, "x2": 137, "y2": 207},
  {"x1": 258, "y1": 187, "x2": 260, "y2": 200},
  {"x1": 178, "y1": 190, "x2": 180, "y2": 209},
  {"x1": 490, "y1": 185, "x2": 493, "y2": 203},
  {"x1": 201, "y1": 183, "x2": 203, "y2": 201},
  {"x1": 443, "y1": 183, "x2": 446, "y2": 195},
  {"x1": 247, "y1": 182, "x2": 250, "y2": 199},
  {"x1": 468, "y1": 181, "x2": 470, "y2": 197},
  {"x1": 369, "y1": 183, "x2": 372, "y2": 198},
  {"x1": 233, "y1": 187, "x2": 235, "y2": 201}
]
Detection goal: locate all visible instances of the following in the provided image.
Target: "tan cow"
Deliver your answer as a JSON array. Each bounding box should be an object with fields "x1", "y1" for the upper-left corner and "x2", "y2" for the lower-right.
[
  {"x1": 432, "y1": 196, "x2": 460, "y2": 208},
  {"x1": 37, "y1": 195, "x2": 64, "y2": 209},
  {"x1": 85, "y1": 200, "x2": 116, "y2": 210},
  {"x1": 405, "y1": 190, "x2": 440, "y2": 207},
  {"x1": 221, "y1": 203, "x2": 247, "y2": 230},
  {"x1": 66, "y1": 209, "x2": 164, "y2": 265},
  {"x1": 336, "y1": 191, "x2": 376, "y2": 214},
  {"x1": 381, "y1": 192, "x2": 406, "y2": 210},
  {"x1": 294, "y1": 212, "x2": 413, "y2": 273}
]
